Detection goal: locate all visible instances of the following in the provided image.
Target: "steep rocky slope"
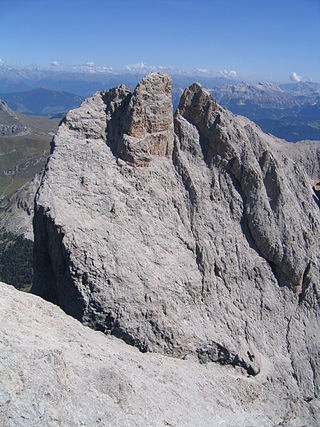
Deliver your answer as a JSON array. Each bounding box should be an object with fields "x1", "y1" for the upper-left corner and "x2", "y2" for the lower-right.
[
  {"x1": 32, "y1": 73, "x2": 320, "y2": 421},
  {"x1": 0, "y1": 100, "x2": 29, "y2": 136},
  {"x1": 0, "y1": 109, "x2": 57, "y2": 205},
  {"x1": 0, "y1": 175, "x2": 40, "y2": 291},
  {"x1": 0, "y1": 103, "x2": 57, "y2": 291},
  {"x1": 1, "y1": 282, "x2": 319, "y2": 426},
  {"x1": 0, "y1": 174, "x2": 41, "y2": 240}
]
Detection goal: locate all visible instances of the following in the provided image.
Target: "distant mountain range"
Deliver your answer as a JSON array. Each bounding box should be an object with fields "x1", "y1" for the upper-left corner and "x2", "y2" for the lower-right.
[
  {"x1": 210, "y1": 81, "x2": 320, "y2": 110},
  {"x1": 209, "y1": 81, "x2": 320, "y2": 142},
  {"x1": 0, "y1": 64, "x2": 235, "y2": 96},
  {"x1": 0, "y1": 88, "x2": 84, "y2": 117},
  {"x1": 0, "y1": 64, "x2": 320, "y2": 142}
]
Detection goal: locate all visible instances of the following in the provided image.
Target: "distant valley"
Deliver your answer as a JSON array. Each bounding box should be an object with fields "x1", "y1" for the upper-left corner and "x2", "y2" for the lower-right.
[
  {"x1": 1, "y1": 64, "x2": 319, "y2": 142},
  {"x1": 0, "y1": 100, "x2": 58, "y2": 290},
  {"x1": 0, "y1": 100, "x2": 58, "y2": 203},
  {"x1": 0, "y1": 88, "x2": 84, "y2": 117}
]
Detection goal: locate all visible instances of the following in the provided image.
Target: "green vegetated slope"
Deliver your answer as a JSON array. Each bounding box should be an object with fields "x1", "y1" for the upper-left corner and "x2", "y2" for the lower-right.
[
  {"x1": 0, "y1": 110, "x2": 58, "y2": 208},
  {"x1": 0, "y1": 105, "x2": 59, "y2": 291}
]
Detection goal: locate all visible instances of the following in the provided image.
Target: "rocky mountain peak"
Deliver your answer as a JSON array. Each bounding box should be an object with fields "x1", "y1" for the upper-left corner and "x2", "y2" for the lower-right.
[
  {"x1": 113, "y1": 72, "x2": 174, "y2": 165},
  {"x1": 177, "y1": 82, "x2": 221, "y2": 132},
  {"x1": 126, "y1": 72, "x2": 173, "y2": 137},
  {"x1": 175, "y1": 81, "x2": 320, "y2": 293},
  {"x1": 60, "y1": 72, "x2": 174, "y2": 166},
  {"x1": 32, "y1": 74, "x2": 320, "y2": 420}
]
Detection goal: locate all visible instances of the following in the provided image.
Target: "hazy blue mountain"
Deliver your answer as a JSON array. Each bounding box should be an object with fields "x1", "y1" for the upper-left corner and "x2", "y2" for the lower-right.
[
  {"x1": 210, "y1": 82, "x2": 320, "y2": 142},
  {"x1": 0, "y1": 65, "x2": 236, "y2": 96},
  {"x1": 0, "y1": 88, "x2": 84, "y2": 117},
  {"x1": 1, "y1": 64, "x2": 319, "y2": 142},
  {"x1": 280, "y1": 81, "x2": 320, "y2": 96}
]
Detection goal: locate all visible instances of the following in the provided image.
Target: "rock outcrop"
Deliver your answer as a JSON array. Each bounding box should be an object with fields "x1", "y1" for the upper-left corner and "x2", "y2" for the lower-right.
[
  {"x1": 0, "y1": 100, "x2": 17, "y2": 118},
  {"x1": 0, "y1": 100, "x2": 29, "y2": 136},
  {"x1": 32, "y1": 73, "x2": 320, "y2": 421},
  {"x1": 1, "y1": 282, "x2": 319, "y2": 426}
]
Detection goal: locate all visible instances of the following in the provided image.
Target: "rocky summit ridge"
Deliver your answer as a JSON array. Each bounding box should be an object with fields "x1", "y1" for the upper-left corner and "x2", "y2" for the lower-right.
[{"x1": 29, "y1": 73, "x2": 320, "y2": 424}]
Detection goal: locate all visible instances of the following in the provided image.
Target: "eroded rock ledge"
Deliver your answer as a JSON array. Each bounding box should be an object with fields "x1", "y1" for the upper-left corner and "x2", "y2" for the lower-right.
[
  {"x1": 32, "y1": 73, "x2": 320, "y2": 403},
  {"x1": 3, "y1": 282, "x2": 320, "y2": 426}
]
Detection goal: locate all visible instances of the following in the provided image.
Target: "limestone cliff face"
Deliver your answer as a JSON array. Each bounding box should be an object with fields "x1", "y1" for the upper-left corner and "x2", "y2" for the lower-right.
[{"x1": 32, "y1": 73, "x2": 320, "y2": 418}]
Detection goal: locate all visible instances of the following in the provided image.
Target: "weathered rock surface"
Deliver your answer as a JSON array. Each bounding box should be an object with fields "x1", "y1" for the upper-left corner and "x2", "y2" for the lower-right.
[
  {"x1": 32, "y1": 73, "x2": 320, "y2": 420},
  {"x1": 1, "y1": 282, "x2": 319, "y2": 426},
  {"x1": 105, "y1": 73, "x2": 174, "y2": 166}
]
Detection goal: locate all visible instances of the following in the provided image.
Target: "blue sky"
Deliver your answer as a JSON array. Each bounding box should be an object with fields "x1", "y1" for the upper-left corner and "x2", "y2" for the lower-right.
[{"x1": 1, "y1": 0, "x2": 319, "y2": 82}]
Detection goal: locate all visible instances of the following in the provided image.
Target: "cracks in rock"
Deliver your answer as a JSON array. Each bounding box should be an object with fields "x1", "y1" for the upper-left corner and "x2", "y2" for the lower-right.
[
  {"x1": 259, "y1": 150, "x2": 282, "y2": 213},
  {"x1": 172, "y1": 143, "x2": 208, "y2": 299},
  {"x1": 286, "y1": 303, "x2": 319, "y2": 401},
  {"x1": 312, "y1": 182, "x2": 320, "y2": 210},
  {"x1": 267, "y1": 260, "x2": 278, "y2": 278},
  {"x1": 227, "y1": 164, "x2": 282, "y2": 289},
  {"x1": 196, "y1": 341, "x2": 259, "y2": 376},
  {"x1": 195, "y1": 242, "x2": 207, "y2": 299},
  {"x1": 244, "y1": 320, "x2": 249, "y2": 343},
  {"x1": 312, "y1": 283, "x2": 320, "y2": 309},
  {"x1": 172, "y1": 113, "x2": 231, "y2": 300},
  {"x1": 172, "y1": 143, "x2": 198, "y2": 208},
  {"x1": 198, "y1": 134, "x2": 216, "y2": 167},
  {"x1": 105, "y1": 92, "x2": 131, "y2": 162},
  {"x1": 309, "y1": 357, "x2": 317, "y2": 399},
  {"x1": 172, "y1": 131, "x2": 277, "y2": 301},
  {"x1": 91, "y1": 306, "x2": 179, "y2": 356},
  {"x1": 298, "y1": 262, "x2": 312, "y2": 305},
  {"x1": 227, "y1": 156, "x2": 287, "y2": 289},
  {"x1": 285, "y1": 312, "x2": 300, "y2": 389},
  {"x1": 259, "y1": 294, "x2": 264, "y2": 321},
  {"x1": 91, "y1": 308, "x2": 149, "y2": 353}
]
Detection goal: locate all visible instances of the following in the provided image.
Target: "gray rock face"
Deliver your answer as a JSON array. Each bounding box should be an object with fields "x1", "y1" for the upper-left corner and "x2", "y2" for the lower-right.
[
  {"x1": 177, "y1": 83, "x2": 319, "y2": 290},
  {"x1": 3, "y1": 282, "x2": 320, "y2": 426},
  {"x1": 106, "y1": 73, "x2": 174, "y2": 166},
  {"x1": 32, "y1": 73, "x2": 320, "y2": 419}
]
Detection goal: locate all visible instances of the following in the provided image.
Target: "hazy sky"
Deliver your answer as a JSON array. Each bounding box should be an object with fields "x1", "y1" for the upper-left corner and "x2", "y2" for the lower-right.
[{"x1": 1, "y1": 0, "x2": 319, "y2": 81}]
